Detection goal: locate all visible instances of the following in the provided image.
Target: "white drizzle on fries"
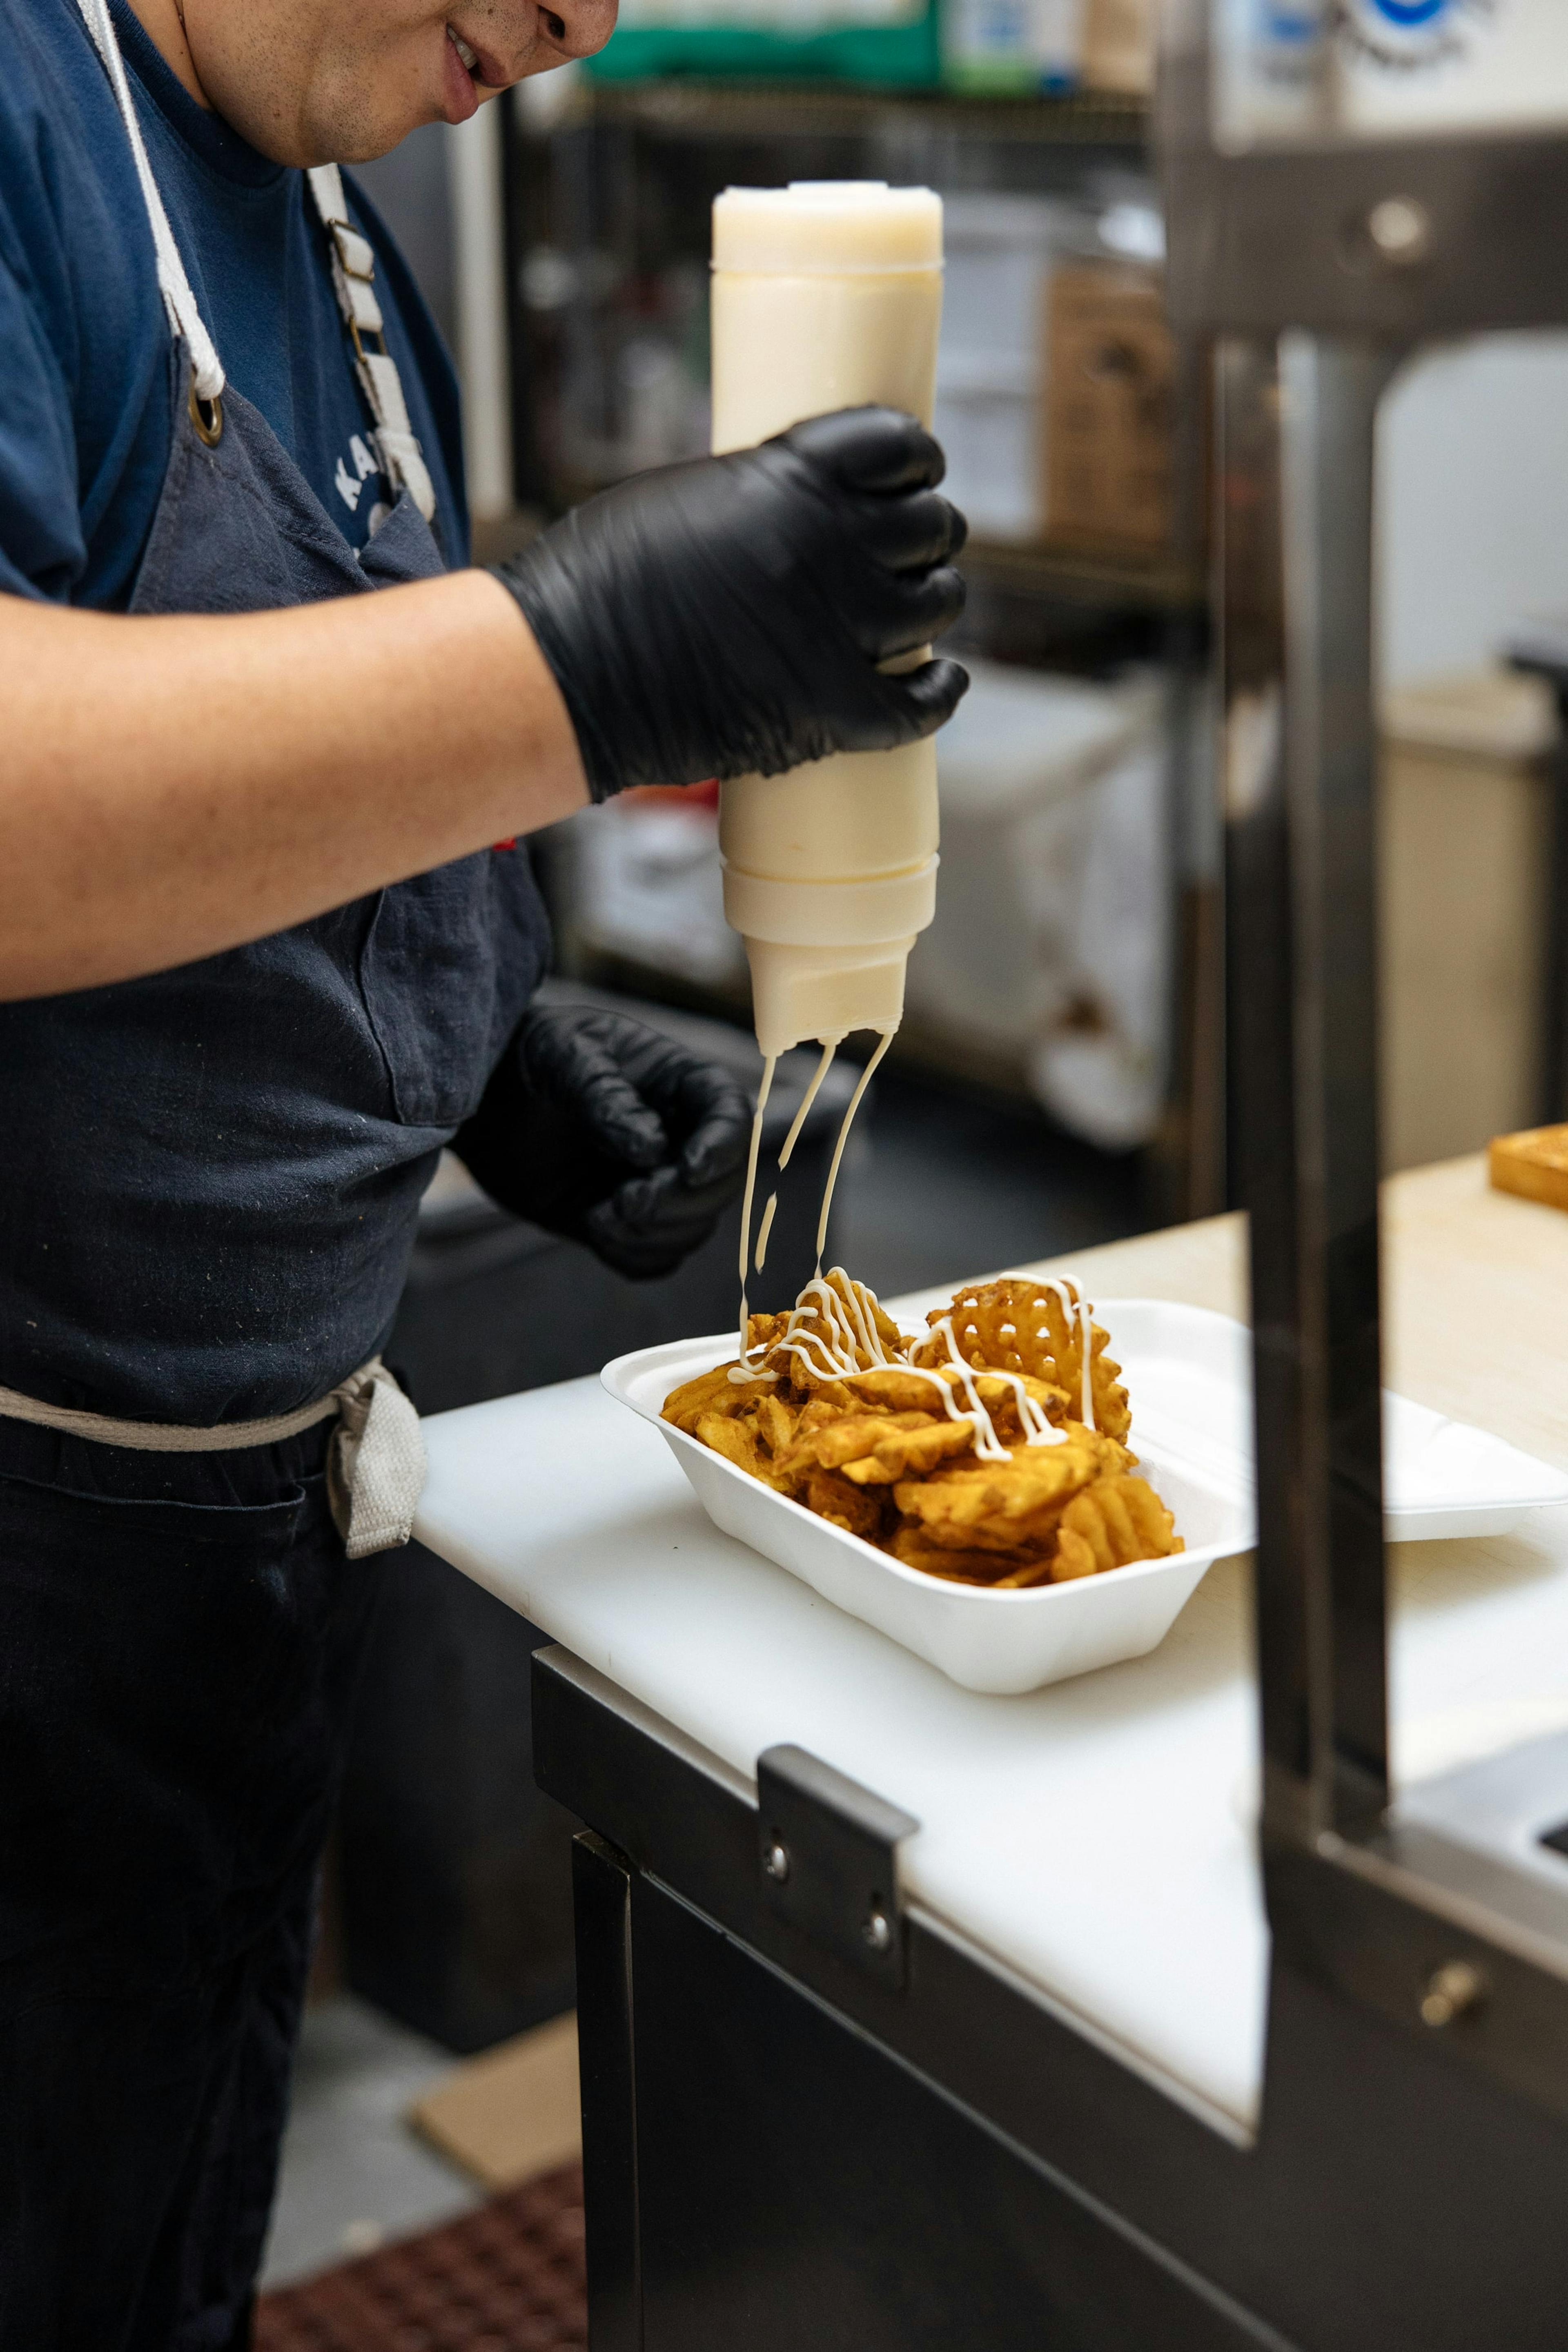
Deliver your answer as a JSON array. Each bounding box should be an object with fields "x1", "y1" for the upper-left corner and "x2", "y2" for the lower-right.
[{"x1": 732, "y1": 1269, "x2": 1091, "y2": 1464}]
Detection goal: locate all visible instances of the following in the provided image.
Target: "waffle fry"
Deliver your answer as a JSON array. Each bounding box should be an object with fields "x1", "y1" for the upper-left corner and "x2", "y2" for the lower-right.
[
  {"x1": 914, "y1": 1275, "x2": 1131, "y2": 1443},
  {"x1": 663, "y1": 1363, "x2": 751, "y2": 1434},
  {"x1": 886, "y1": 1523, "x2": 1053, "y2": 1586},
  {"x1": 1053, "y1": 1474, "x2": 1179, "y2": 1580},
  {"x1": 802, "y1": 1463, "x2": 889, "y2": 1542},
  {"x1": 893, "y1": 1425, "x2": 1130, "y2": 1552},
  {"x1": 693, "y1": 1410, "x2": 776, "y2": 1487},
  {"x1": 663, "y1": 1269, "x2": 1182, "y2": 1588}
]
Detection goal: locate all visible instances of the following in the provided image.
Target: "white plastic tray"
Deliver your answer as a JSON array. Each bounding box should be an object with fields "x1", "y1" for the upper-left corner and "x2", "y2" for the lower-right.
[{"x1": 602, "y1": 1331, "x2": 1250, "y2": 1695}]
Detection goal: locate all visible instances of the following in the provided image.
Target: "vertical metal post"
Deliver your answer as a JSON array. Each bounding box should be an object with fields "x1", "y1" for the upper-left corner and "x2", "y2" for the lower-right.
[
  {"x1": 500, "y1": 91, "x2": 553, "y2": 517},
  {"x1": 1543, "y1": 696, "x2": 1568, "y2": 1123},
  {"x1": 448, "y1": 104, "x2": 514, "y2": 526},
  {"x1": 1163, "y1": 325, "x2": 1227, "y2": 1226},
  {"x1": 1278, "y1": 336, "x2": 1398, "y2": 1840},
  {"x1": 1496, "y1": 657, "x2": 1568, "y2": 1125},
  {"x1": 573, "y1": 1831, "x2": 642, "y2": 2352},
  {"x1": 1156, "y1": 607, "x2": 1228, "y2": 1227},
  {"x1": 1220, "y1": 335, "x2": 1395, "y2": 1853}
]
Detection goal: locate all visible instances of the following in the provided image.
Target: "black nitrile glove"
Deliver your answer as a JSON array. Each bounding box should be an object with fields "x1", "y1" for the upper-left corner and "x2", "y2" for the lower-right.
[
  {"x1": 492, "y1": 406, "x2": 968, "y2": 800},
  {"x1": 455, "y1": 1004, "x2": 753, "y2": 1280}
]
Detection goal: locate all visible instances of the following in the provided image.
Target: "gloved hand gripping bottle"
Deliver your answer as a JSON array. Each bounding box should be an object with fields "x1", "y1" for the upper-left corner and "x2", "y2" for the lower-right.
[{"x1": 711, "y1": 183, "x2": 945, "y2": 1067}]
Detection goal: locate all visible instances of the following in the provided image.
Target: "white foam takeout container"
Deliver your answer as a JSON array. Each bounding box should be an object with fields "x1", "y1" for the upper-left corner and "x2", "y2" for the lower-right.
[
  {"x1": 601, "y1": 1319, "x2": 1243, "y2": 1695},
  {"x1": 603, "y1": 1297, "x2": 1568, "y2": 1696}
]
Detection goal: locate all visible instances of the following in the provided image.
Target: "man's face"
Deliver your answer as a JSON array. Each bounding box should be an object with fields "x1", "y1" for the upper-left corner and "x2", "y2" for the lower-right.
[{"x1": 182, "y1": 0, "x2": 617, "y2": 165}]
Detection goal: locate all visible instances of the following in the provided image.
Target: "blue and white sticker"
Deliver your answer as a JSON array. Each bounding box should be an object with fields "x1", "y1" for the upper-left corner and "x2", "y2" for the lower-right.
[
  {"x1": 1334, "y1": 0, "x2": 1494, "y2": 70},
  {"x1": 1259, "y1": 2, "x2": 1324, "y2": 41}
]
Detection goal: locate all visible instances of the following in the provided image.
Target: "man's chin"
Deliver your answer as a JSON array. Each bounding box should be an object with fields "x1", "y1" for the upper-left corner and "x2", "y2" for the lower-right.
[
  {"x1": 334, "y1": 75, "x2": 512, "y2": 160},
  {"x1": 209, "y1": 58, "x2": 514, "y2": 167},
  {"x1": 209, "y1": 73, "x2": 436, "y2": 169}
]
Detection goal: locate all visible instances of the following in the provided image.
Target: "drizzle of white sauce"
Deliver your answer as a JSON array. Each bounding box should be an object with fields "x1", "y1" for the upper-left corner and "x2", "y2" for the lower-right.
[
  {"x1": 727, "y1": 1043, "x2": 1105, "y2": 1457},
  {"x1": 814, "y1": 1032, "x2": 894, "y2": 1273},
  {"x1": 994, "y1": 1273, "x2": 1099, "y2": 1432},
  {"x1": 730, "y1": 1028, "x2": 884, "y2": 1381},
  {"x1": 736, "y1": 1272, "x2": 1071, "y2": 1461},
  {"x1": 734, "y1": 1053, "x2": 777, "y2": 1363},
  {"x1": 771, "y1": 1272, "x2": 900, "y2": 1381},
  {"x1": 778, "y1": 1038, "x2": 840, "y2": 1173},
  {"x1": 927, "y1": 1315, "x2": 1068, "y2": 1456},
  {"x1": 754, "y1": 1192, "x2": 779, "y2": 1270}
]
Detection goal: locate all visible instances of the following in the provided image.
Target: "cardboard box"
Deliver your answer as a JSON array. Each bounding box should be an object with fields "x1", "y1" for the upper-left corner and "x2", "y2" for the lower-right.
[
  {"x1": 1490, "y1": 1126, "x2": 1568, "y2": 1214},
  {"x1": 1042, "y1": 262, "x2": 1175, "y2": 552},
  {"x1": 1081, "y1": 0, "x2": 1154, "y2": 94},
  {"x1": 1379, "y1": 670, "x2": 1556, "y2": 1173},
  {"x1": 412, "y1": 2013, "x2": 582, "y2": 2190}
]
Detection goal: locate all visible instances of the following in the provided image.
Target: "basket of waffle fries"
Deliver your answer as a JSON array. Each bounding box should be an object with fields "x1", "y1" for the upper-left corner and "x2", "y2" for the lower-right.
[{"x1": 603, "y1": 1271, "x2": 1251, "y2": 1694}]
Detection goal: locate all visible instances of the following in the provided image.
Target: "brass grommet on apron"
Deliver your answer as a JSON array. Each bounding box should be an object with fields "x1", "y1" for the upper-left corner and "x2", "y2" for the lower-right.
[{"x1": 188, "y1": 368, "x2": 224, "y2": 447}]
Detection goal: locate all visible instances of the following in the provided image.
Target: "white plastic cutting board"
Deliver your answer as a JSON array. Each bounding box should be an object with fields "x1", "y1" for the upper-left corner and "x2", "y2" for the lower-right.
[
  {"x1": 415, "y1": 1377, "x2": 1568, "y2": 2138},
  {"x1": 414, "y1": 1164, "x2": 1568, "y2": 2138},
  {"x1": 414, "y1": 1371, "x2": 1272, "y2": 2134}
]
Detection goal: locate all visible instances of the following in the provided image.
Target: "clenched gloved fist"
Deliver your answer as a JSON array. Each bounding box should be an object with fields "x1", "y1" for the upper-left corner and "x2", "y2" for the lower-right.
[
  {"x1": 492, "y1": 406, "x2": 968, "y2": 800},
  {"x1": 455, "y1": 1002, "x2": 753, "y2": 1281}
]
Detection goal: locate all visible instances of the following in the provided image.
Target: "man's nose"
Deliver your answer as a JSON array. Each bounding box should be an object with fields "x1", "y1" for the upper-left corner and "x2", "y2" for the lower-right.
[{"x1": 541, "y1": 0, "x2": 617, "y2": 60}]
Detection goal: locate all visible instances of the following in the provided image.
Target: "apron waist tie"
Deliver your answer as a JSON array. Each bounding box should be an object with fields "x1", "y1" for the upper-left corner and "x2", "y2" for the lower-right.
[{"x1": 0, "y1": 1360, "x2": 425, "y2": 1561}]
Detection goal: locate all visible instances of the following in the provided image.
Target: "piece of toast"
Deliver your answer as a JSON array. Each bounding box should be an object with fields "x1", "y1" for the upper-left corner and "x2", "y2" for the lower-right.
[{"x1": 1489, "y1": 1125, "x2": 1568, "y2": 1214}]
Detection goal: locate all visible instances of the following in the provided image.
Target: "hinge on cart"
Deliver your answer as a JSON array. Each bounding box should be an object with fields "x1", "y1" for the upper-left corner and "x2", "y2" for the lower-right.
[{"x1": 755, "y1": 1745, "x2": 920, "y2": 1992}]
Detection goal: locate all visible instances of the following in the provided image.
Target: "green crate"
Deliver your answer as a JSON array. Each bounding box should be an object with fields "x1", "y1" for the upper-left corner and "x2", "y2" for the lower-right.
[{"x1": 583, "y1": 4, "x2": 941, "y2": 89}]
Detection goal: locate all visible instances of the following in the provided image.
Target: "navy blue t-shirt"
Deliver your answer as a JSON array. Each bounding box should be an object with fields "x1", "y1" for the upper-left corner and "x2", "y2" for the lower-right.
[{"x1": 0, "y1": 0, "x2": 468, "y2": 610}]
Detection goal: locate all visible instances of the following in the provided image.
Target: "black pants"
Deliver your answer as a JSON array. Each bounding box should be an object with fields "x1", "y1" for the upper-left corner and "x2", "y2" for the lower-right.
[{"x1": 0, "y1": 1421, "x2": 379, "y2": 2350}]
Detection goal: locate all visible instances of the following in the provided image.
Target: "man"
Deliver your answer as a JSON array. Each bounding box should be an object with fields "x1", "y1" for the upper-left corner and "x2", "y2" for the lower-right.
[{"x1": 0, "y1": 0, "x2": 968, "y2": 2342}]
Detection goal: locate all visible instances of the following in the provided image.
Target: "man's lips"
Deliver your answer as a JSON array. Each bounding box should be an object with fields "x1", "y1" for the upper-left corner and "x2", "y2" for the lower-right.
[
  {"x1": 448, "y1": 22, "x2": 512, "y2": 85},
  {"x1": 442, "y1": 22, "x2": 481, "y2": 119}
]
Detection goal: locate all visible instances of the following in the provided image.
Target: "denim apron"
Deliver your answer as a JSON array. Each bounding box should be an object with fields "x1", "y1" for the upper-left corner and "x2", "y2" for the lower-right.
[{"x1": 0, "y1": 11, "x2": 548, "y2": 2345}]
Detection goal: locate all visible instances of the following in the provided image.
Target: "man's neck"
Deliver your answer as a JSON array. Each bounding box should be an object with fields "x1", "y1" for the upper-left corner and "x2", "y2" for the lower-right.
[{"x1": 124, "y1": 0, "x2": 212, "y2": 107}]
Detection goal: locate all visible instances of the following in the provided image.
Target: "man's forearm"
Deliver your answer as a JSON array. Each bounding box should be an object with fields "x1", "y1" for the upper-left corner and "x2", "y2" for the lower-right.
[{"x1": 0, "y1": 570, "x2": 588, "y2": 1000}]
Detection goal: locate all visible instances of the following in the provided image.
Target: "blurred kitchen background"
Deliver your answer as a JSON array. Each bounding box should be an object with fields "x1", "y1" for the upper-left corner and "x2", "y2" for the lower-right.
[{"x1": 261, "y1": 0, "x2": 1568, "y2": 2314}]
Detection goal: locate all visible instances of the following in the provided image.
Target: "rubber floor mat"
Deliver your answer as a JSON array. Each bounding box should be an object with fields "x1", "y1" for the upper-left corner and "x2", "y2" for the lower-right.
[{"x1": 254, "y1": 2161, "x2": 586, "y2": 2351}]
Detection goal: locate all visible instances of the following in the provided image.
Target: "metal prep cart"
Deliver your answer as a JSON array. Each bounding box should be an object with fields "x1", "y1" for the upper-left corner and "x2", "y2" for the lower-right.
[{"x1": 416, "y1": 1156, "x2": 1568, "y2": 2350}]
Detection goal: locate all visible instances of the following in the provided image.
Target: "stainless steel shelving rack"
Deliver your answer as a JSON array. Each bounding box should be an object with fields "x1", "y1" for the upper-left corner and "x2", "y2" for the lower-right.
[{"x1": 501, "y1": 69, "x2": 1224, "y2": 1222}]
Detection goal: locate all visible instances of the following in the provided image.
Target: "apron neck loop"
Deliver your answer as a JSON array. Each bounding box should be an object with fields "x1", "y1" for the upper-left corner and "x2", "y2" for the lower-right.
[
  {"x1": 307, "y1": 164, "x2": 438, "y2": 526},
  {"x1": 71, "y1": 4, "x2": 437, "y2": 529},
  {"x1": 71, "y1": 0, "x2": 226, "y2": 406}
]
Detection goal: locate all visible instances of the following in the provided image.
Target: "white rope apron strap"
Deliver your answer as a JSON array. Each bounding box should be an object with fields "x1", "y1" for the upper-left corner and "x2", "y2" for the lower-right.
[
  {"x1": 71, "y1": 0, "x2": 225, "y2": 403},
  {"x1": 0, "y1": 1359, "x2": 425, "y2": 1560},
  {"x1": 306, "y1": 163, "x2": 438, "y2": 525}
]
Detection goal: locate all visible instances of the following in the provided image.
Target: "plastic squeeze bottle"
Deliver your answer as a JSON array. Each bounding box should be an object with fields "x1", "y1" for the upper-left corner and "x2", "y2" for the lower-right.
[
  {"x1": 713, "y1": 181, "x2": 944, "y2": 1065},
  {"x1": 711, "y1": 183, "x2": 945, "y2": 1305}
]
